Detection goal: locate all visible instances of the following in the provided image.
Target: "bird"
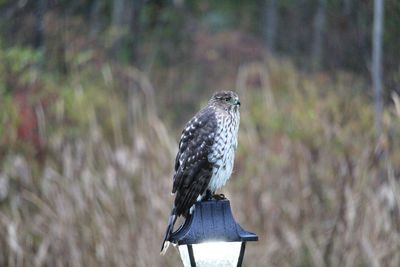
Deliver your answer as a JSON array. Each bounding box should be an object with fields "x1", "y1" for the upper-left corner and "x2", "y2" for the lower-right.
[{"x1": 161, "y1": 90, "x2": 241, "y2": 254}]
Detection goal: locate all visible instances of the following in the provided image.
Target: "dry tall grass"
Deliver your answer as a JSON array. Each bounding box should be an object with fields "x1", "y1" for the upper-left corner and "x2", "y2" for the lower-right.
[{"x1": 0, "y1": 60, "x2": 399, "y2": 267}]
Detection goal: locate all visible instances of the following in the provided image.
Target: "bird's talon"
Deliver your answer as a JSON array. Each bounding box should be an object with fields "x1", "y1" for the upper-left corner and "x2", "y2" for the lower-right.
[{"x1": 212, "y1": 194, "x2": 226, "y2": 200}]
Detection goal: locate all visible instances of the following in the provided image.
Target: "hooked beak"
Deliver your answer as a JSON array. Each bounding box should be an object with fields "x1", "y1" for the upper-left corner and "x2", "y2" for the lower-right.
[{"x1": 235, "y1": 99, "x2": 241, "y2": 106}]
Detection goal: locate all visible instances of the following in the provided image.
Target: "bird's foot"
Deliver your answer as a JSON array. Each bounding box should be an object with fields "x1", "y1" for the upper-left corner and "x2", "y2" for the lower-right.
[
  {"x1": 212, "y1": 194, "x2": 226, "y2": 200},
  {"x1": 203, "y1": 190, "x2": 213, "y2": 201}
]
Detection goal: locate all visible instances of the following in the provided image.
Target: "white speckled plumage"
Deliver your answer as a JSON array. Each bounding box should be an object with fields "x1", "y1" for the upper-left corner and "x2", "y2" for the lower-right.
[{"x1": 207, "y1": 106, "x2": 240, "y2": 193}]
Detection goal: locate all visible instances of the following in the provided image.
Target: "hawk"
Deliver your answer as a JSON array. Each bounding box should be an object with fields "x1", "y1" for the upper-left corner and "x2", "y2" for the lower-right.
[{"x1": 161, "y1": 90, "x2": 241, "y2": 254}]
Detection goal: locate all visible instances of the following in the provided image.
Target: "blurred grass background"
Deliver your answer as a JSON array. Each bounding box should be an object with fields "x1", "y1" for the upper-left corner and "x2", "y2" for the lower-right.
[{"x1": 0, "y1": 1, "x2": 400, "y2": 266}]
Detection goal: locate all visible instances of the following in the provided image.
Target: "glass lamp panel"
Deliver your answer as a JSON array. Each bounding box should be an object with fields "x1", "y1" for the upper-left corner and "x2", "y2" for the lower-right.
[{"x1": 178, "y1": 241, "x2": 242, "y2": 267}]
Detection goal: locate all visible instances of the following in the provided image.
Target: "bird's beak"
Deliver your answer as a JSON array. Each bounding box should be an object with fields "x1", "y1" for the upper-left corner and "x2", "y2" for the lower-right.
[{"x1": 235, "y1": 99, "x2": 241, "y2": 106}]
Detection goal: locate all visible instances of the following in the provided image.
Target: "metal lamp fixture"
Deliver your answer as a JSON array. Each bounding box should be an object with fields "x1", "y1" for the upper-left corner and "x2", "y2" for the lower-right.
[{"x1": 169, "y1": 199, "x2": 258, "y2": 267}]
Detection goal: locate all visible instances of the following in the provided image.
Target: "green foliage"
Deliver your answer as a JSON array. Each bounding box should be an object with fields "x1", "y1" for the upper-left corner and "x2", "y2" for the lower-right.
[
  {"x1": 0, "y1": 44, "x2": 42, "y2": 89},
  {"x1": 1, "y1": 47, "x2": 41, "y2": 72}
]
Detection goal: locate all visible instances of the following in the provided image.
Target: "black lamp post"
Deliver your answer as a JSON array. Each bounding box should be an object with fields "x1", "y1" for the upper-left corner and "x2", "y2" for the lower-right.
[{"x1": 168, "y1": 199, "x2": 258, "y2": 267}]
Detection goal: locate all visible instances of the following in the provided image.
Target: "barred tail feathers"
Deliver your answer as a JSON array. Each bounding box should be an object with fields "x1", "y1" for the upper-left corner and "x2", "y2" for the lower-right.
[{"x1": 160, "y1": 208, "x2": 177, "y2": 255}]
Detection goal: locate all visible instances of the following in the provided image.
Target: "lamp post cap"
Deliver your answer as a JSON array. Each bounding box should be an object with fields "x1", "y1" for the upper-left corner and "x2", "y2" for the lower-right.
[{"x1": 169, "y1": 199, "x2": 258, "y2": 245}]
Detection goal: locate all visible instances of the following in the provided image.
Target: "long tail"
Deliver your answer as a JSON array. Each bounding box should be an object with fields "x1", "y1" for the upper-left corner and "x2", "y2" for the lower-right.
[{"x1": 160, "y1": 207, "x2": 177, "y2": 255}]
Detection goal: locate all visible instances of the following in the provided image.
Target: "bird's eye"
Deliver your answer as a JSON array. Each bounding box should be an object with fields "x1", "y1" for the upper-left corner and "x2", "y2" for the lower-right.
[{"x1": 225, "y1": 97, "x2": 231, "y2": 102}]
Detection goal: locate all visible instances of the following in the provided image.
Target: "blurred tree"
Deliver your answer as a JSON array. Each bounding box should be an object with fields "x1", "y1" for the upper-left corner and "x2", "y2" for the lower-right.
[
  {"x1": 111, "y1": 0, "x2": 133, "y2": 61},
  {"x1": 372, "y1": 0, "x2": 384, "y2": 137},
  {"x1": 262, "y1": 0, "x2": 278, "y2": 54},
  {"x1": 311, "y1": 0, "x2": 326, "y2": 70},
  {"x1": 34, "y1": 0, "x2": 46, "y2": 50},
  {"x1": 110, "y1": 0, "x2": 143, "y2": 63},
  {"x1": 89, "y1": 0, "x2": 105, "y2": 36}
]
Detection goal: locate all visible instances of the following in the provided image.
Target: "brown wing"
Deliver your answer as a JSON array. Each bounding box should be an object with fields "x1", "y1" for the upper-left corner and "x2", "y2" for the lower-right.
[{"x1": 172, "y1": 106, "x2": 217, "y2": 217}]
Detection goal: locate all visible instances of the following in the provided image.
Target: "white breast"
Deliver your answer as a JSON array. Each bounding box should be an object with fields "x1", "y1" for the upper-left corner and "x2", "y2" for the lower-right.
[{"x1": 207, "y1": 110, "x2": 240, "y2": 193}]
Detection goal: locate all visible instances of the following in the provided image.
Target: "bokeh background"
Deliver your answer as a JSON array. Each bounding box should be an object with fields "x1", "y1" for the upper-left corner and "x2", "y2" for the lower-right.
[{"x1": 1, "y1": 0, "x2": 400, "y2": 266}]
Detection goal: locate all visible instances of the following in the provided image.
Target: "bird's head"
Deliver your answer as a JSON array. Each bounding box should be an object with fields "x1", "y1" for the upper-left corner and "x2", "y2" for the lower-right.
[{"x1": 209, "y1": 90, "x2": 241, "y2": 111}]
